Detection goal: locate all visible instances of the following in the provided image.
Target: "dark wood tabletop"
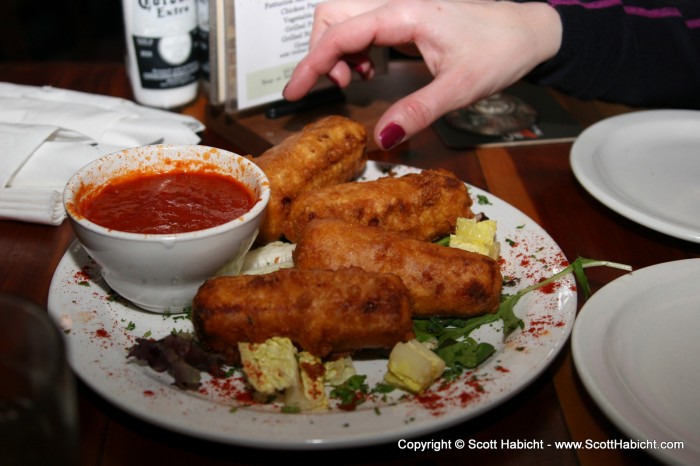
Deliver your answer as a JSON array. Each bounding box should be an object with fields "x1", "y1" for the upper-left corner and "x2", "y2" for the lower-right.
[{"x1": 1, "y1": 60, "x2": 697, "y2": 466}]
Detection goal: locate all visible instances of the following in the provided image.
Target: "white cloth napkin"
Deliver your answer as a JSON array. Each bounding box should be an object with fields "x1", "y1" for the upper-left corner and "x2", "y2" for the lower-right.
[{"x1": 0, "y1": 82, "x2": 205, "y2": 225}]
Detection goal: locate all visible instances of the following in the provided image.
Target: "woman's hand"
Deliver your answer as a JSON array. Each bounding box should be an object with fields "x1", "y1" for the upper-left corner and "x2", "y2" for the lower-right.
[{"x1": 283, "y1": 0, "x2": 562, "y2": 149}]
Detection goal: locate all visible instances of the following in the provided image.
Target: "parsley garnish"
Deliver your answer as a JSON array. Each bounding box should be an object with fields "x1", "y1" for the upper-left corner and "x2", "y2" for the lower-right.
[
  {"x1": 330, "y1": 375, "x2": 369, "y2": 410},
  {"x1": 476, "y1": 195, "x2": 492, "y2": 205}
]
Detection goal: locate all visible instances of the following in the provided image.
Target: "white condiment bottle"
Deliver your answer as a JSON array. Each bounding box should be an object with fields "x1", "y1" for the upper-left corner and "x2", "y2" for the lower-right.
[
  {"x1": 196, "y1": 0, "x2": 210, "y2": 91},
  {"x1": 122, "y1": 0, "x2": 200, "y2": 108}
]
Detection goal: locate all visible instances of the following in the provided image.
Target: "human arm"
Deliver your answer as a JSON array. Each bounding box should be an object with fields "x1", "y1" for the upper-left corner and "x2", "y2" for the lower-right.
[
  {"x1": 521, "y1": 0, "x2": 700, "y2": 109},
  {"x1": 282, "y1": 0, "x2": 562, "y2": 149},
  {"x1": 284, "y1": 0, "x2": 700, "y2": 150}
]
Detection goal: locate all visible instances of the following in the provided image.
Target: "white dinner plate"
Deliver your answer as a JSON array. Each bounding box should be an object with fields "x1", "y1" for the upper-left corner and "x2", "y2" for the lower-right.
[
  {"x1": 570, "y1": 110, "x2": 700, "y2": 243},
  {"x1": 48, "y1": 161, "x2": 576, "y2": 449},
  {"x1": 572, "y1": 259, "x2": 700, "y2": 465}
]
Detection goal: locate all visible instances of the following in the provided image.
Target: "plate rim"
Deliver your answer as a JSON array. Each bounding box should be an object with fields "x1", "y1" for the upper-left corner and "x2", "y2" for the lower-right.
[
  {"x1": 570, "y1": 109, "x2": 700, "y2": 244},
  {"x1": 48, "y1": 161, "x2": 577, "y2": 450},
  {"x1": 572, "y1": 258, "x2": 700, "y2": 465}
]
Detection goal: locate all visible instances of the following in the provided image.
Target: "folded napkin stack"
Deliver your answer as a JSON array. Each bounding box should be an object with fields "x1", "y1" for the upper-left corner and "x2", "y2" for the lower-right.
[{"x1": 0, "y1": 82, "x2": 205, "y2": 225}]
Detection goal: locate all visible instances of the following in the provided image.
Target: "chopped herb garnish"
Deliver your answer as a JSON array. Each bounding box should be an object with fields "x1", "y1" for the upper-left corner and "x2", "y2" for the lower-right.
[
  {"x1": 502, "y1": 276, "x2": 520, "y2": 287},
  {"x1": 125, "y1": 321, "x2": 136, "y2": 331},
  {"x1": 372, "y1": 383, "x2": 396, "y2": 394},
  {"x1": 476, "y1": 194, "x2": 491, "y2": 205},
  {"x1": 330, "y1": 375, "x2": 369, "y2": 411}
]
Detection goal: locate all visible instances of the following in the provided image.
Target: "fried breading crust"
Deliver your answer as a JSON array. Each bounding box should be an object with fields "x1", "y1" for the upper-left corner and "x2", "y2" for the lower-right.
[
  {"x1": 252, "y1": 115, "x2": 367, "y2": 244},
  {"x1": 192, "y1": 267, "x2": 414, "y2": 364},
  {"x1": 283, "y1": 169, "x2": 474, "y2": 243},
  {"x1": 293, "y1": 219, "x2": 503, "y2": 318}
]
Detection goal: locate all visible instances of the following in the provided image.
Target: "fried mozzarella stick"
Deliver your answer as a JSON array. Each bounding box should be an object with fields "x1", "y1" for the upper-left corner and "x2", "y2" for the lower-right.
[
  {"x1": 283, "y1": 169, "x2": 474, "y2": 243},
  {"x1": 293, "y1": 219, "x2": 503, "y2": 318},
  {"x1": 252, "y1": 115, "x2": 367, "y2": 244},
  {"x1": 192, "y1": 267, "x2": 414, "y2": 364}
]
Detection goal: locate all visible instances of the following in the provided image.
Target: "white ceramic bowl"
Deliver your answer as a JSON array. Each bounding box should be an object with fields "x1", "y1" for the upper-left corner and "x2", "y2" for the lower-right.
[{"x1": 63, "y1": 144, "x2": 270, "y2": 313}]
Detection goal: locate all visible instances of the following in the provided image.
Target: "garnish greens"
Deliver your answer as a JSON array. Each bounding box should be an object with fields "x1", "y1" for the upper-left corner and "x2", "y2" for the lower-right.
[
  {"x1": 413, "y1": 256, "x2": 631, "y2": 379},
  {"x1": 476, "y1": 194, "x2": 492, "y2": 205},
  {"x1": 328, "y1": 376, "x2": 398, "y2": 411},
  {"x1": 329, "y1": 375, "x2": 370, "y2": 411}
]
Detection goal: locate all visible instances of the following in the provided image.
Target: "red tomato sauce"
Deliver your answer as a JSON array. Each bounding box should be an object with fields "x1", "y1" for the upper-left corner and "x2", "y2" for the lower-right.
[{"x1": 81, "y1": 171, "x2": 255, "y2": 234}]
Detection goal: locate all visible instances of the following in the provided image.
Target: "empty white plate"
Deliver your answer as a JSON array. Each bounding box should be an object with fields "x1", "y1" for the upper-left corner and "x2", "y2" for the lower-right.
[
  {"x1": 571, "y1": 110, "x2": 700, "y2": 243},
  {"x1": 572, "y1": 259, "x2": 700, "y2": 465}
]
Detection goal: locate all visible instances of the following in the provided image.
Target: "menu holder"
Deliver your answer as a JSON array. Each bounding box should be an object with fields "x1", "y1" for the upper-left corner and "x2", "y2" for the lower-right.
[{"x1": 207, "y1": 0, "x2": 387, "y2": 113}]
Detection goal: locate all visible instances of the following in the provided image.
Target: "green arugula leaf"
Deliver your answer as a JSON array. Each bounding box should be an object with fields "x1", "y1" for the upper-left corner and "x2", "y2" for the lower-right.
[
  {"x1": 437, "y1": 337, "x2": 495, "y2": 370},
  {"x1": 413, "y1": 256, "x2": 632, "y2": 377}
]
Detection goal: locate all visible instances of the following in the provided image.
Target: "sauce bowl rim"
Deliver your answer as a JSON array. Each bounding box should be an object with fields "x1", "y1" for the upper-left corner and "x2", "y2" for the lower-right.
[{"x1": 63, "y1": 144, "x2": 270, "y2": 241}]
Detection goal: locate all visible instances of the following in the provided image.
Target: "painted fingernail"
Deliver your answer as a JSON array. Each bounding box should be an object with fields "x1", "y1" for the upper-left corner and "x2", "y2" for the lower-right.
[
  {"x1": 379, "y1": 122, "x2": 406, "y2": 150},
  {"x1": 327, "y1": 74, "x2": 340, "y2": 87},
  {"x1": 361, "y1": 65, "x2": 375, "y2": 81},
  {"x1": 351, "y1": 60, "x2": 374, "y2": 80}
]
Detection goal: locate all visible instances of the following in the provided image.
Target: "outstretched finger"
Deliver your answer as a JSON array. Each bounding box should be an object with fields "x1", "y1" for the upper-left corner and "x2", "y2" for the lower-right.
[
  {"x1": 284, "y1": 6, "x2": 408, "y2": 101},
  {"x1": 373, "y1": 74, "x2": 484, "y2": 150}
]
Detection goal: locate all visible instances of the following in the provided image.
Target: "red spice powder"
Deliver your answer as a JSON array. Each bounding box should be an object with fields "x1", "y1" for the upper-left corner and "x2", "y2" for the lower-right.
[
  {"x1": 95, "y1": 328, "x2": 110, "y2": 338},
  {"x1": 143, "y1": 390, "x2": 155, "y2": 397},
  {"x1": 74, "y1": 269, "x2": 91, "y2": 282},
  {"x1": 527, "y1": 316, "x2": 554, "y2": 338},
  {"x1": 417, "y1": 392, "x2": 445, "y2": 412},
  {"x1": 207, "y1": 376, "x2": 254, "y2": 405},
  {"x1": 234, "y1": 391, "x2": 255, "y2": 404},
  {"x1": 537, "y1": 279, "x2": 559, "y2": 295},
  {"x1": 459, "y1": 391, "x2": 478, "y2": 406},
  {"x1": 456, "y1": 380, "x2": 486, "y2": 408}
]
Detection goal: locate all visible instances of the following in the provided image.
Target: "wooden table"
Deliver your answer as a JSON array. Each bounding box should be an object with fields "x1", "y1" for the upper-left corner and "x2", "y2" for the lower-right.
[{"x1": 1, "y1": 61, "x2": 697, "y2": 466}]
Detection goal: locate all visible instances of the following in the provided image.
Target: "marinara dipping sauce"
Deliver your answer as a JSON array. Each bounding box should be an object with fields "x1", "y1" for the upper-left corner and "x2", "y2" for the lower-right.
[{"x1": 81, "y1": 171, "x2": 256, "y2": 234}]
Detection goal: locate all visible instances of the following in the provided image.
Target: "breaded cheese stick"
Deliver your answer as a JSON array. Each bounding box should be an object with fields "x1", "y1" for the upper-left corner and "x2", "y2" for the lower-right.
[
  {"x1": 293, "y1": 219, "x2": 502, "y2": 318},
  {"x1": 283, "y1": 169, "x2": 474, "y2": 243},
  {"x1": 252, "y1": 115, "x2": 367, "y2": 244},
  {"x1": 192, "y1": 267, "x2": 414, "y2": 364}
]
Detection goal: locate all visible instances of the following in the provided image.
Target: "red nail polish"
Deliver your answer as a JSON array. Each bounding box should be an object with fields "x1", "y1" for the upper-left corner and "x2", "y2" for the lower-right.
[
  {"x1": 327, "y1": 75, "x2": 340, "y2": 87},
  {"x1": 353, "y1": 62, "x2": 374, "y2": 80},
  {"x1": 379, "y1": 123, "x2": 405, "y2": 150}
]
